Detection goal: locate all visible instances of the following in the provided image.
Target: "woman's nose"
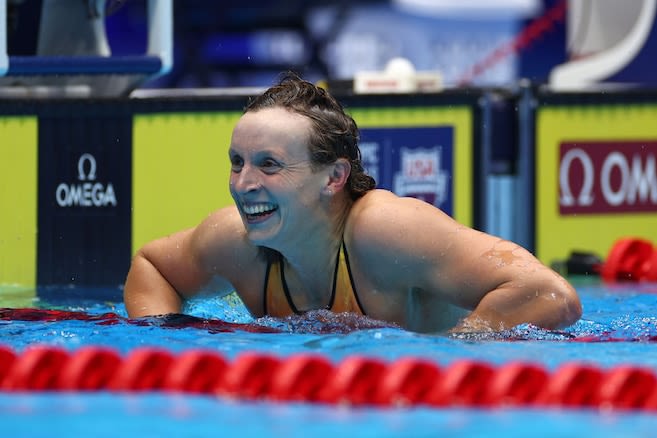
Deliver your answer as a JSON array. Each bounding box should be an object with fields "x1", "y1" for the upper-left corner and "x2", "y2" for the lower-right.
[{"x1": 231, "y1": 166, "x2": 261, "y2": 194}]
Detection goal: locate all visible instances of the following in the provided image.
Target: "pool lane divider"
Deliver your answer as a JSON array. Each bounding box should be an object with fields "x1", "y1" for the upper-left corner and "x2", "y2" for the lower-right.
[{"x1": 2, "y1": 345, "x2": 657, "y2": 412}]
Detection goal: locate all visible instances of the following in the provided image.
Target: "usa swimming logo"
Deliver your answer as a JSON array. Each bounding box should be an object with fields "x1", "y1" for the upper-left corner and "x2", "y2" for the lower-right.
[{"x1": 393, "y1": 146, "x2": 449, "y2": 208}]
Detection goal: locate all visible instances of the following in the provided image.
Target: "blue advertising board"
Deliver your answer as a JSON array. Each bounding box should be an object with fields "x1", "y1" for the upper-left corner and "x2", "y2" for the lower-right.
[{"x1": 360, "y1": 127, "x2": 454, "y2": 215}]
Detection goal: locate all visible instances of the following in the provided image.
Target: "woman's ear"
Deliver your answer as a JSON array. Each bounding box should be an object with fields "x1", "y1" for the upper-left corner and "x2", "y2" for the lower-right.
[{"x1": 325, "y1": 158, "x2": 351, "y2": 194}]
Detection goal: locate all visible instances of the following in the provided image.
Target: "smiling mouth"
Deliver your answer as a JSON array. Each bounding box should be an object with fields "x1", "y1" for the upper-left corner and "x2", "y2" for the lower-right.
[{"x1": 242, "y1": 202, "x2": 278, "y2": 222}]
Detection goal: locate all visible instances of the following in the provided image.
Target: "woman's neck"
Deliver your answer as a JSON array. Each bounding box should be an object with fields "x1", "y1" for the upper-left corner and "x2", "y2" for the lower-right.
[{"x1": 274, "y1": 196, "x2": 351, "y2": 308}]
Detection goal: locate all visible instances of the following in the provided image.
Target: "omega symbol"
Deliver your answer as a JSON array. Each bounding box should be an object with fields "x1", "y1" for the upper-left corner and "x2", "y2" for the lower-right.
[
  {"x1": 559, "y1": 148, "x2": 594, "y2": 207},
  {"x1": 77, "y1": 153, "x2": 97, "y2": 181}
]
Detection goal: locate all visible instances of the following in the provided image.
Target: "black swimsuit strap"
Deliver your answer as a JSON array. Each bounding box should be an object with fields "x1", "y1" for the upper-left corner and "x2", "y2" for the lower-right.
[
  {"x1": 342, "y1": 242, "x2": 366, "y2": 316},
  {"x1": 262, "y1": 259, "x2": 272, "y2": 315}
]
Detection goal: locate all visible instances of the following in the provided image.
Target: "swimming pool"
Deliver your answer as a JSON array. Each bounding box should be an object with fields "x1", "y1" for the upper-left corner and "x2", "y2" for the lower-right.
[{"x1": 2, "y1": 279, "x2": 657, "y2": 437}]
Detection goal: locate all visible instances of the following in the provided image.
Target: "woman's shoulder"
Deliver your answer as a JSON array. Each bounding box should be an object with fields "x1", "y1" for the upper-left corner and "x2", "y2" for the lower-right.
[
  {"x1": 196, "y1": 206, "x2": 243, "y2": 242},
  {"x1": 345, "y1": 189, "x2": 455, "y2": 258},
  {"x1": 194, "y1": 206, "x2": 261, "y2": 266},
  {"x1": 345, "y1": 190, "x2": 407, "y2": 253},
  {"x1": 349, "y1": 189, "x2": 397, "y2": 216},
  {"x1": 194, "y1": 206, "x2": 268, "y2": 314},
  {"x1": 348, "y1": 189, "x2": 429, "y2": 228},
  {"x1": 343, "y1": 190, "x2": 416, "y2": 288}
]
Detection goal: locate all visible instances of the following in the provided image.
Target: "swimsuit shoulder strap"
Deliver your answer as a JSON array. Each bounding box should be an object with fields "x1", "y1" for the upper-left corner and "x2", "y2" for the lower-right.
[{"x1": 264, "y1": 254, "x2": 300, "y2": 316}]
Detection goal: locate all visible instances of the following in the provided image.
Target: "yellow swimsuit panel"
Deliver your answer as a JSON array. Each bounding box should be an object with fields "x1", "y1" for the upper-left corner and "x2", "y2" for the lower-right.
[{"x1": 264, "y1": 242, "x2": 365, "y2": 316}]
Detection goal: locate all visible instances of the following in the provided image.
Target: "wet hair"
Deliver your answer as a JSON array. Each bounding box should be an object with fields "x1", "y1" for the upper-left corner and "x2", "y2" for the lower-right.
[{"x1": 245, "y1": 72, "x2": 376, "y2": 200}]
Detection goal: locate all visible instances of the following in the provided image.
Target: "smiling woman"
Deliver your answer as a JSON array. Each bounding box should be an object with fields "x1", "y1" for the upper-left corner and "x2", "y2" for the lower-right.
[
  {"x1": 230, "y1": 108, "x2": 350, "y2": 244},
  {"x1": 123, "y1": 73, "x2": 581, "y2": 333}
]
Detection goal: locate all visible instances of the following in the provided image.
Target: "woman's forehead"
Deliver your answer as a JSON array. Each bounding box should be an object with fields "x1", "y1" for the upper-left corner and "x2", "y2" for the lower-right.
[
  {"x1": 238, "y1": 107, "x2": 310, "y2": 132},
  {"x1": 232, "y1": 108, "x2": 311, "y2": 152}
]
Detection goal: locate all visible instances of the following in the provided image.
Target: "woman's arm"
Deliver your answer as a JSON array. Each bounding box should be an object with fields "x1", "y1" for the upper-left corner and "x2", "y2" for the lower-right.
[
  {"x1": 123, "y1": 227, "x2": 211, "y2": 318},
  {"x1": 448, "y1": 240, "x2": 582, "y2": 332},
  {"x1": 350, "y1": 191, "x2": 582, "y2": 332},
  {"x1": 123, "y1": 206, "x2": 252, "y2": 318}
]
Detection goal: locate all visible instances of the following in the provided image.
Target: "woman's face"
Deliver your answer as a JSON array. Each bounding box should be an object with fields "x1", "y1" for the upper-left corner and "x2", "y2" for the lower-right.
[{"x1": 228, "y1": 107, "x2": 329, "y2": 248}]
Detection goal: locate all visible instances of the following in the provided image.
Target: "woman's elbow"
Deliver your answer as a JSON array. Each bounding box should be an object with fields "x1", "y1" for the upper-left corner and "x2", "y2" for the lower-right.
[{"x1": 551, "y1": 279, "x2": 582, "y2": 328}]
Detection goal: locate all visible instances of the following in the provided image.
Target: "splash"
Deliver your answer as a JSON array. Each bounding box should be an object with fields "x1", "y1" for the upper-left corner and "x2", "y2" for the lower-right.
[
  {"x1": 449, "y1": 324, "x2": 576, "y2": 341},
  {"x1": 257, "y1": 309, "x2": 400, "y2": 334},
  {"x1": 0, "y1": 307, "x2": 398, "y2": 335}
]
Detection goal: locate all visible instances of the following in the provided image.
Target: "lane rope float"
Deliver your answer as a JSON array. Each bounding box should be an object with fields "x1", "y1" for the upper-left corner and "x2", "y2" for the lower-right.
[{"x1": 2, "y1": 345, "x2": 657, "y2": 412}]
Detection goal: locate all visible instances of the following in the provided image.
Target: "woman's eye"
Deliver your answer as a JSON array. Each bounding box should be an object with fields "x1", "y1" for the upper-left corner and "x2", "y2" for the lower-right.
[
  {"x1": 230, "y1": 156, "x2": 243, "y2": 170},
  {"x1": 261, "y1": 159, "x2": 281, "y2": 171}
]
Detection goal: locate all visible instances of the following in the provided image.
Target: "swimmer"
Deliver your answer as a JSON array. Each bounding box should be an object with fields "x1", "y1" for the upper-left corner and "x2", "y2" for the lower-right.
[{"x1": 123, "y1": 73, "x2": 582, "y2": 333}]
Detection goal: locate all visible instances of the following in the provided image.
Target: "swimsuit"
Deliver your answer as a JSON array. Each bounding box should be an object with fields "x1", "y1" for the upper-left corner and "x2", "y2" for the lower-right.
[{"x1": 263, "y1": 242, "x2": 365, "y2": 316}]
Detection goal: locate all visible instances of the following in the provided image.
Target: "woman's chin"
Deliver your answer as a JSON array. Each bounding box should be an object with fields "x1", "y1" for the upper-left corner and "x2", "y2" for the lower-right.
[{"x1": 245, "y1": 227, "x2": 278, "y2": 247}]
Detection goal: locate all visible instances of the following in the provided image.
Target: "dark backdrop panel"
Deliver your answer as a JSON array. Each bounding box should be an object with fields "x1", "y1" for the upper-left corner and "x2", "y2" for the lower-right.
[{"x1": 37, "y1": 109, "x2": 132, "y2": 292}]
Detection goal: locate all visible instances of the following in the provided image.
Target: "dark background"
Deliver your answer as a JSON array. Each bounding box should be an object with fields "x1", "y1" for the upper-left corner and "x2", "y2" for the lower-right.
[{"x1": 6, "y1": 0, "x2": 566, "y2": 89}]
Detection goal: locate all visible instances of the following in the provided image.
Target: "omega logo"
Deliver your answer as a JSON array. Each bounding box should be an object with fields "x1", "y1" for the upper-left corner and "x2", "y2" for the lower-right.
[
  {"x1": 55, "y1": 153, "x2": 117, "y2": 208},
  {"x1": 77, "y1": 153, "x2": 96, "y2": 181},
  {"x1": 559, "y1": 142, "x2": 657, "y2": 214},
  {"x1": 559, "y1": 148, "x2": 594, "y2": 207}
]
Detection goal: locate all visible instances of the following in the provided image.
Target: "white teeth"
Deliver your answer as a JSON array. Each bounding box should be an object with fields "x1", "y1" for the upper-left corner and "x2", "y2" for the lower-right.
[{"x1": 243, "y1": 203, "x2": 276, "y2": 215}]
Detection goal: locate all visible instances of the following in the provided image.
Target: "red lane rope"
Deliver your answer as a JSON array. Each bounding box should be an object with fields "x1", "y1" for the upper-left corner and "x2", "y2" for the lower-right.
[
  {"x1": 0, "y1": 308, "x2": 279, "y2": 333},
  {"x1": 2, "y1": 345, "x2": 657, "y2": 413}
]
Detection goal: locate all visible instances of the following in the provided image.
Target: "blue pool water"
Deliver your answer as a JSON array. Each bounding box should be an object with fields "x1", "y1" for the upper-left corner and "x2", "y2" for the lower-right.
[{"x1": 2, "y1": 279, "x2": 657, "y2": 437}]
